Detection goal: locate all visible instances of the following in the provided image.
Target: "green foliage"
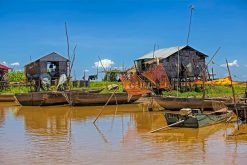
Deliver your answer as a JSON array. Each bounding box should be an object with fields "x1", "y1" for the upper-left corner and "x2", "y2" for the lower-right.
[
  {"x1": 6, "y1": 71, "x2": 25, "y2": 82},
  {"x1": 103, "y1": 70, "x2": 122, "y2": 82},
  {"x1": 1, "y1": 86, "x2": 29, "y2": 94}
]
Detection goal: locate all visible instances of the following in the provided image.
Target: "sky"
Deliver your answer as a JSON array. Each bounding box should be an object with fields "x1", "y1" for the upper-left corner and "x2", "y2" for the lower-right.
[{"x1": 0, "y1": 0, "x2": 247, "y2": 80}]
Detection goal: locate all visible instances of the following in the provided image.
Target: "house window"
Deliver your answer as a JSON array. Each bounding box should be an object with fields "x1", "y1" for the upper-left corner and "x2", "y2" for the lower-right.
[{"x1": 47, "y1": 62, "x2": 59, "y2": 77}]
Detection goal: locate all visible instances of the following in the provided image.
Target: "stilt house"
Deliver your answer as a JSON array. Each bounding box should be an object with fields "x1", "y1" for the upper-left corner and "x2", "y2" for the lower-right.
[
  {"x1": 135, "y1": 45, "x2": 208, "y2": 82},
  {"x1": 24, "y1": 52, "x2": 70, "y2": 85}
]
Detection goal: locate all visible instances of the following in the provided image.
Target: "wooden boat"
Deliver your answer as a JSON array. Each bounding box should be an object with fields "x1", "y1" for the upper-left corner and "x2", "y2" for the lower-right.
[
  {"x1": 225, "y1": 102, "x2": 247, "y2": 122},
  {"x1": 15, "y1": 92, "x2": 68, "y2": 106},
  {"x1": 0, "y1": 94, "x2": 15, "y2": 102},
  {"x1": 154, "y1": 96, "x2": 230, "y2": 110},
  {"x1": 66, "y1": 91, "x2": 141, "y2": 106},
  {"x1": 164, "y1": 108, "x2": 232, "y2": 128}
]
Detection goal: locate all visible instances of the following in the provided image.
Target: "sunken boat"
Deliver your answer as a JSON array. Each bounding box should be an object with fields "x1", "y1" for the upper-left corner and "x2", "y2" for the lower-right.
[
  {"x1": 225, "y1": 102, "x2": 247, "y2": 122},
  {"x1": 0, "y1": 94, "x2": 15, "y2": 102},
  {"x1": 154, "y1": 96, "x2": 230, "y2": 111},
  {"x1": 15, "y1": 91, "x2": 68, "y2": 106},
  {"x1": 164, "y1": 108, "x2": 232, "y2": 128},
  {"x1": 66, "y1": 91, "x2": 141, "y2": 106}
]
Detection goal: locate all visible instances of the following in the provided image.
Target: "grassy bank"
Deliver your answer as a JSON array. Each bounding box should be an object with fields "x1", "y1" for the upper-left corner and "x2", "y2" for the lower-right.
[
  {"x1": 1, "y1": 80, "x2": 245, "y2": 98},
  {"x1": 0, "y1": 81, "x2": 124, "y2": 94},
  {"x1": 162, "y1": 85, "x2": 246, "y2": 98}
]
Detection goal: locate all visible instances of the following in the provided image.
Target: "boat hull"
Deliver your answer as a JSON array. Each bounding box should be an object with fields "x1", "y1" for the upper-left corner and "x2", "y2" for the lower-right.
[
  {"x1": 0, "y1": 94, "x2": 15, "y2": 102},
  {"x1": 15, "y1": 92, "x2": 68, "y2": 106},
  {"x1": 154, "y1": 96, "x2": 228, "y2": 110},
  {"x1": 67, "y1": 92, "x2": 141, "y2": 106},
  {"x1": 164, "y1": 110, "x2": 232, "y2": 128}
]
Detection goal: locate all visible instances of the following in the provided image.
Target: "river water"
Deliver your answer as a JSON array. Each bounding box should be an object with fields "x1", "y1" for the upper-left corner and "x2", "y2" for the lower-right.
[{"x1": 0, "y1": 103, "x2": 247, "y2": 165}]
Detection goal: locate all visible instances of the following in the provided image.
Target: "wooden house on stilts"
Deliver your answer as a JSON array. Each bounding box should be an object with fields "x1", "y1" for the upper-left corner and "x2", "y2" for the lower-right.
[
  {"x1": 135, "y1": 45, "x2": 208, "y2": 90},
  {"x1": 24, "y1": 52, "x2": 70, "y2": 90}
]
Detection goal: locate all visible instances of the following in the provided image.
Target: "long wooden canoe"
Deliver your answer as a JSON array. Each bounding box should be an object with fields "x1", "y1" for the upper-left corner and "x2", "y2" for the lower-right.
[
  {"x1": 66, "y1": 92, "x2": 141, "y2": 106},
  {"x1": 15, "y1": 92, "x2": 68, "y2": 106},
  {"x1": 0, "y1": 94, "x2": 15, "y2": 102},
  {"x1": 154, "y1": 96, "x2": 229, "y2": 110}
]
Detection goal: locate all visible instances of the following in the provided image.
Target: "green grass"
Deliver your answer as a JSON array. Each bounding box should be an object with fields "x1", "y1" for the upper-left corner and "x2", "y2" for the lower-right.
[
  {"x1": 1, "y1": 86, "x2": 30, "y2": 94},
  {"x1": 72, "y1": 81, "x2": 124, "y2": 93},
  {"x1": 1, "y1": 81, "x2": 245, "y2": 97},
  {"x1": 162, "y1": 85, "x2": 246, "y2": 98}
]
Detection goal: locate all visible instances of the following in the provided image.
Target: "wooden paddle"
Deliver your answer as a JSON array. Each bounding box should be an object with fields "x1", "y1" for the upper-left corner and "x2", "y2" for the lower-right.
[{"x1": 149, "y1": 120, "x2": 185, "y2": 133}]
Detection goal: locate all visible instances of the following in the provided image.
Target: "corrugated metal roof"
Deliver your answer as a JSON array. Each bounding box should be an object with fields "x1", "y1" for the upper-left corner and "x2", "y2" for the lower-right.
[
  {"x1": 137, "y1": 46, "x2": 186, "y2": 60},
  {"x1": 137, "y1": 45, "x2": 207, "y2": 60}
]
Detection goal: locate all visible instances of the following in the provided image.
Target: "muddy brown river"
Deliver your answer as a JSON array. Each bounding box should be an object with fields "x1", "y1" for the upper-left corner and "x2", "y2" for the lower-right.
[{"x1": 0, "y1": 103, "x2": 247, "y2": 164}]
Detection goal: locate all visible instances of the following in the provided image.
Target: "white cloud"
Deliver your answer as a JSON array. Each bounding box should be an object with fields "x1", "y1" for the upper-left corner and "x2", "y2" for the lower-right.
[
  {"x1": 94, "y1": 59, "x2": 114, "y2": 68},
  {"x1": 220, "y1": 60, "x2": 239, "y2": 67},
  {"x1": 1, "y1": 61, "x2": 8, "y2": 66},
  {"x1": 84, "y1": 69, "x2": 89, "y2": 72},
  {"x1": 10, "y1": 62, "x2": 20, "y2": 66}
]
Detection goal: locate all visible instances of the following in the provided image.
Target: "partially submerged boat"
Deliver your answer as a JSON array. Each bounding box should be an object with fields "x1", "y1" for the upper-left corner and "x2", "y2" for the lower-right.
[
  {"x1": 164, "y1": 108, "x2": 232, "y2": 128},
  {"x1": 66, "y1": 91, "x2": 141, "y2": 106},
  {"x1": 0, "y1": 94, "x2": 15, "y2": 102},
  {"x1": 154, "y1": 96, "x2": 230, "y2": 110},
  {"x1": 15, "y1": 92, "x2": 68, "y2": 106},
  {"x1": 225, "y1": 102, "x2": 247, "y2": 122}
]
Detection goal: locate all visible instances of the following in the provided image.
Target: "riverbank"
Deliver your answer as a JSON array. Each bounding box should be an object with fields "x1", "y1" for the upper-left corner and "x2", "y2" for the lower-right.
[{"x1": 1, "y1": 81, "x2": 246, "y2": 98}]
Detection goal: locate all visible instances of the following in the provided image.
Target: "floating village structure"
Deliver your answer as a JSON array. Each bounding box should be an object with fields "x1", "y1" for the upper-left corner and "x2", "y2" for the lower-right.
[
  {"x1": 135, "y1": 45, "x2": 208, "y2": 83},
  {"x1": 24, "y1": 52, "x2": 70, "y2": 88}
]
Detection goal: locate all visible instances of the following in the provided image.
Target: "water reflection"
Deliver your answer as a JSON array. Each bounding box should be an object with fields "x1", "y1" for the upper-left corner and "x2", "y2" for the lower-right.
[{"x1": 0, "y1": 103, "x2": 247, "y2": 164}]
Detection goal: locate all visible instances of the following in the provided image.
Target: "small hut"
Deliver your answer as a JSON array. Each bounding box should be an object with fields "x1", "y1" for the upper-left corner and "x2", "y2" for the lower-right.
[
  {"x1": 25, "y1": 52, "x2": 70, "y2": 87},
  {"x1": 135, "y1": 45, "x2": 208, "y2": 82}
]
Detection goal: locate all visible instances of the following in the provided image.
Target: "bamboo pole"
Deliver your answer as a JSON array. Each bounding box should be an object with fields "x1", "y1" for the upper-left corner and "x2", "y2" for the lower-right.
[
  {"x1": 226, "y1": 59, "x2": 239, "y2": 128},
  {"x1": 149, "y1": 120, "x2": 184, "y2": 133},
  {"x1": 186, "y1": 5, "x2": 195, "y2": 45},
  {"x1": 177, "y1": 47, "x2": 180, "y2": 96},
  {"x1": 65, "y1": 22, "x2": 71, "y2": 79},
  {"x1": 93, "y1": 88, "x2": 118, "y2": 124},
  {"x1": 201, "y1": 65, "x2": 206, "y2": 112}
]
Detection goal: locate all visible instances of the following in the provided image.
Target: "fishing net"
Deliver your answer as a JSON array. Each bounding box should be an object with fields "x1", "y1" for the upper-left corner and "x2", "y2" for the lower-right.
[
  {"x1": 120, "y1": 73, "x2": 151, "y2": 96},
  {"x1": 141, "y1": 64, "x2": 171, "y2": 89}
]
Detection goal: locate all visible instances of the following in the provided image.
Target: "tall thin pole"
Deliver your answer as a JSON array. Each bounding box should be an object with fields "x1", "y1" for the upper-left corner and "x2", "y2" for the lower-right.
[
  {"x1": 65, "y1": 22, "x2": 71, "y2": 79},
  {"x1": 211, "y1": 67, "x2": 214, "y2": 80},
  {"x1": 152, "y1": 43, "x2": 156, "y2": 59},
  {"x1": 226, "y1": 59, "x2": 239, "y2": 128},
  {"x1": 186, "y1": 5, "x2": 195, "y2": 45},
  {"x1": 201, "y1": 65, "x2": 206, "y2": 112},
  {"x1": 177, "y1": 47, "x2": 180, "y2": 96}
]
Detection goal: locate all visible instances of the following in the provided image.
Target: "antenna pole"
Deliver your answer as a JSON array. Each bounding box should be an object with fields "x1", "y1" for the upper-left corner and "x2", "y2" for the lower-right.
[{"x1": 186, "y1": 5, "x2": 195, "y2": 45}]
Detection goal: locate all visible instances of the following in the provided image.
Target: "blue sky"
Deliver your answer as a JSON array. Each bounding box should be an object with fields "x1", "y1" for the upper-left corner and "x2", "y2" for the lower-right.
[{"x1": 0, "y1": 0, "x2": 247, "y2": 80}]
